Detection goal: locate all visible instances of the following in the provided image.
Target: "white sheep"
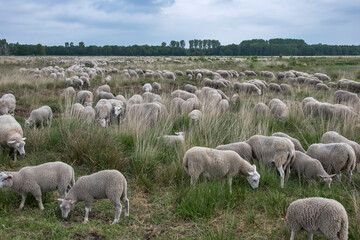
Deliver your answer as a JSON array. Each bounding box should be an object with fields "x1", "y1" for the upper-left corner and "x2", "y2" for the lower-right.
[
  {"x1": 292, "y1": 151, "x2": 335, "y2": 188},
  {"x1": 71, "y1": 103, "x2": 85, "y2": 118},
  {"x1": 108, "y1": 99, "x2": 126, "y2": 124},
  {"x1": 95, "y1": 99, "x2": 112, "y2": 127},
  {"x1": 57, "y1": 170, "x2": 129, "y2": 224},
  {"x1": 334, "y1": 90, "x2": 360, "y2": 107},
  {"x1": 234, "y1": 82, "x2": 261, "y2": 95},
  {"x1": 183, "y1": 147, "x2": 260, "y2": 193},
  {"x1": 142, "y1": 92, "x2": 162, "y2": 103},
  {"x1": 280, "y1": 84, "x2": 291, "y2": 92},
  {"x1": 0, "y1": 161, "x2": 75, "y2": 210},
  {"x1": 0, "y1": 93, "x2": 16, "y2": 115},
  {"x1": 268, "y1": 83, "x2": 282, "y2": 92},
  {"x1": 81, "y1": 106, "x2": 96, "y2": 123},
  {"x1": 244, "y1": 70, "x2": 257, "y2": 76},
  {"x1": 97, "y1": 91, "x2": 115, "y2": 100},
  {"x1": 246, "y1": 135, "x2": 295, "y2": 188},
  {"x1": 180, "y1": 97, "x2": 201, "y2": 115},
  {"x1": 268, "y1": 98, "x2": 289, "y2": 120},
  {"x1": 25, "y1": 105, "x2": 53, "y2": 128},
  {"x1": 61, "y1": 87, "x2": 76, "y2": 99},
  {"x1": 307, "y1": 143, "x2": 356, "y2": 183},
  {"x1": 152, "y1": 82, "x2": 161, "y2": 93},
  {"x1": 215, "y1": 142, "x2": 252, "y2": 162},
  {"x1": 253, "y1": 103, "x2": 270, "y2": 116},
  {"x1": 188, "y1": 109, "x2": 202, "y2": 122},
  {"x1": 142, "y1": 83, "x2": 153, "y2": 93},
  {"x1": 127, "y1": 94, "x2": 143, "y2": 108},
  {"x1": 125, "y1": 102, "x2": 167, "y2": 128},
  {"x1": 96, "y1": 85, "x2": 111, "y2": 94},
  {"x1": 163, "y1": 132, "x2": 185, "y2": 145},
  {"x1": 0, "y1": 115, "x2": 26, "y2": 161},
  {"x1": 184, "y1": 84, "x2": 198, "y2": 94},
  {"x1": 104, "y1": 75, "x2": 111, "y2": 84},
  {"x1": 218, "y1": 99, "x2": 229, "y2": 113},
  {"x1": 285, "y1": 197, "x2": 348, "y2": 240},
  {"x1": 272, "y1": 132, "x2": 306, "y2": 153},
  {"x1": 77, "y1": 90, "x2": 93, "y2": 106},
  {"x1": 171, "y1": 90, "x2": 197, "y2": 100},
  {"x1": 316, "y1": 83, "x2": 330, "y2": 91}
]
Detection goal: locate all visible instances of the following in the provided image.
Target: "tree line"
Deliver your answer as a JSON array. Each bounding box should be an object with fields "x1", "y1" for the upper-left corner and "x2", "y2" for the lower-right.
[{"x1": 0, "y1": 38, "x2": 359, "y2": 56}]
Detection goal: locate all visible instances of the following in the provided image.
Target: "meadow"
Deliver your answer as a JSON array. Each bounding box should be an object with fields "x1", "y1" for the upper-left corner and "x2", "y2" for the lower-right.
[{"x1": 0, "y1": 55, "x2": 360, "y2": 239}]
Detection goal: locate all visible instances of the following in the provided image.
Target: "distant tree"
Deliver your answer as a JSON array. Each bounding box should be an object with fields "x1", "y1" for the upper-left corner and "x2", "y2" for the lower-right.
[
  {"x1": 79, "y1": 42, "x2": 85, "y2": 48},
  {"x1": 189, "y1": 40, "x2": 194, "y2": 49},
  {"x1": 180, "y1": 40, "x2": 185, "y2": 48},
  {"x1": 175, "y1": 41, "x2": 180, "y2": 48},
  {"x1": 65, "y1": 42, "x2": 69, "y2": 48},
  {"x1": 170, "y1": 40, "x2": 176, "y2": 48},
  {"x1": 161, "y1": 42, "x2": 167, "y2": 47},
  {"x1": 0, "y1": 39, "x2": 9, "y2": 55},
  {"x1": 35, "y1": 44, "x2": 46, "y2": 55},
  {"x1": 70, "y1": 42, "x2": 74, "y2": 47}
]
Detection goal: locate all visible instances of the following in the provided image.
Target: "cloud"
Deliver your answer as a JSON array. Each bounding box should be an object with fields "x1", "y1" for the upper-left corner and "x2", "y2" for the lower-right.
[{"x1": 0, "y1": 0, "x2": 359, "y2": 46}]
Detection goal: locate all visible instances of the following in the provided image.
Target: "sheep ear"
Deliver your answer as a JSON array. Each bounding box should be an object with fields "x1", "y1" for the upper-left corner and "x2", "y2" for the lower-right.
[
  {"x1": 22, "y1": 137, "x2": 27, "y2": 141},
  {"x1": 329, "y1": 174, "x2": 336, "y2": 178},
  {"x1": 252, "y1": 164, "x2": 257, "y2": 171},
  {"x1": 248, "y1": 172, "x2": 254, "y2": 176},
  {"x1": 8, "y1": 140, "x2": 16, "y2": 144},
  {"x1": 317, "y1": 175, "x2": 323, "y2": 179}
]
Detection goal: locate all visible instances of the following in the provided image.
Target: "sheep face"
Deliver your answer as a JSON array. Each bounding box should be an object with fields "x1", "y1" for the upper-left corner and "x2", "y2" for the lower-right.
[
  {"x1": 7, "y1": 138, "x2": 26, "y2": 155},
  {"x1": 246, "y1": 165, "x2": 260, "y2": 189},
  {"x1": 98, "y1": 118, "x2": 107, "y2": 127},
  {"x1": 114, "y1": 106, "x2": 122, "y2": 116},
  {"x1": 318, "y1": 174, "x2": 335, "y2": 188},
  {"x1": 57, "y1": 199, "x2": 76, "y2": 218},
  {"x1": 25, "y1": 119, "x2": 33, "y2": 127},
  {"x1": 0, "y1": 172, "x2": 13, "y2": 188}
]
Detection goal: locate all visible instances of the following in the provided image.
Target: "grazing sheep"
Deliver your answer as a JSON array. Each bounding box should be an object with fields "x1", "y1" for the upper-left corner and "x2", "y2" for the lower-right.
[
  {"x1": 184, "y1": 84, "x2": 198, "y2": 94},
  {"x1": 163, "y1": 71, "x2": 176, "y2": 80},
  {"x1": 71, "y1": 103, "x2": 85, "y2": 118},
  {"x1": 307, "y1": 143, "x2": 356, "y2": 182},
  {"x1": 77, "y1": 90, "x2": 93, "y2": 106},
  {"x1": 80, "y1": 76, "x2": 90, "y2": 87},
  {"x1": 61, "y1": 87, "x2": 76, "y2": 99},
  {"x1": 97, "y1": 91, "x2": 115, "y2": 100},
  {"x1": 104, "y1": 75, "x2": 111, "y2": 84},
  {"x1": 152, "y1": 82, "x2": 161, "y2": 93},
  {"x1": 0, "y1": 115, "x2": 26, "y2": 161},
  {"x1": 272, "y1": 132, "x2": 305, "y2": 153},
  {"x1": 244, "y1": 70, "x2": 257, "y2": 76},
  {"x1": 0, "y1": 93, "x2": 16, "y2": 115},
  {"x1": 196, "y1": 73, "x2": 202, "y2": 81},
  {"x1": 246, "y1": 135, "x2": 295, "y2": 188},
  {"x1": 327, "y1": 82, "x2": 338, "y2": 89},
  {"x1": 71, "y1": 76, "x2": 84, "y2": 89},
  {"x1": 142, "y1": 92, "x2": 162, "y2": 103},
  {"x1": 180, "y1": 97, "x2": 201, "y2": 115},
  {"x1": 203, "y1": 78, "x2": 213, "y2": 87},
  {"x1": 187, "y1": 74, "x2": 193, "y2": 80},
  {"x1": 215, "y1": 142, "x2": 252, "y2": 162},
  {"x1": 96, "y1": 85, "x2": 110, "y2": 94},
  {"x1": 321, "y1": 131, "x2": 360, "y2": 167},
  {"x1": 25, "y1": 105, "x2": 53, "y2": 128},
  {"x1": 260, "y1": 71, "x2": 275, "y2": 79},
  {"x1": 57, "y1": 170, "x2": 129, "y2": 224},
  {"x1": 108, "y1": 99, "x2": 126, "y2": 124},
  {"x1": 218, "y1": 99, "x2": 229, "y2": 113},
  {"x1": 81, "y1": 106, "x2": 96, "y2": 123},
  {"x1": 171, "y1": 90, "x2": 197, "y2": 100},
  {"x1": 163, "y1": 132, "x2": 185, "y2": 145},
  {"x1": 127, "y1": 94, "x2": 143, "y2": 108},
  {"x1": 253, "y1": 103, "x2": 270, "y2": 116},
  {"x1": 292, "y1": 151, "x2": 335, "y2": 188},
  {"x1": 115, "y1": 95, "x2": 127, "y2": 102},
  {"x1": 142, "y1": 83, "x2": 153, "y2": 93},
  {"x1": 95, "y1": 99, "x2": 112, "y2": 127},
  {"x1": 125, "y1": 102, "x2": 167, "y2": 128},
  {"x1": 183, "y1": 147, "x2": 260, "y2": 193},
  {"x1": 188, "y1": 109, "x2": 202, "y2": 122},
  {"x1": 316, "y1": 83, "x2": 330, "y2": 91},
  {"x1": 280, "y1": 84, "x2": 291, "y2": 92},
  {"x1": 234, "y1": 82, "x2": 261, "y2": 95},
  {"x1": 175, "y1": 70, "x2": 184, "y2": 76},
  {"x1": 268, "y1": 83, "x2": 282, "y2": 92},
  {"x1": 170, "y1": 97, "x2": 185, "y2": 115},
  {"x1": 314, "y1": 73, "x2": 331, "y2": 81},
  {"x1": 334, "y1": 90, "x2": 360, "y2": 106},
  {"x1": 268, "y1": 98, "x2": 289, "y2": 120},
  {"x1": 285, "y1": 197, "x2": 348, "y2": 240},
  {"x1": 0, "y1": 162, "x2": 75, "y2": 210}
]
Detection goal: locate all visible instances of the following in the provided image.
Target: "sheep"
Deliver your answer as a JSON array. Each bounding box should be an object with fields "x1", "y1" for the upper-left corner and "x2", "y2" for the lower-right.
[
  {"x1": 170, "y1": 97, "x2": 185, "y2": 115},
  {"x1": 163, "y1": 71, "x2": 176, "y2": 80},
  {"x1": 171, "y1": 90, "x2": 197, "y2": 100},
  {"x1": 81, "y1": 106, "x2": 96, "y2": 123},
  {"x1": 284, "y1": 197, "x2": 348, "y2": 240},
  {"x1": 244, "y1": 70, "x2": 257, "y2": 76},
  {"x1": 71, "y1": 76, "x2": 84, "y2": 89},
  {"x1": 61, "y1": 87, "x2": 76, "y2": 99},
  {"x1": 291, "y1": 151, "x2": 335, "y2": 188},
  {"x1": 218, "y1": 99, "x2": 229, "y2": 113},
  {"x1": 327, "y1": 82, "x2": 338, "y2": 89},
  {"x1": 187, "y1": 74, "x2": 193, "y2": 80},
  {"x1": 316, "y1": 83, "x2": 330, "y2": 91},
  {"x1": 314, "y1": 73, "x2": 331, "y2": 81},
  {"x1": 0, "y1": 161, "x2": 75, "y2": 210},
  {"x1": 307, "y1": 143, "x2": 356, "y2": 183},
  {"x1": 268, "y1": 98, "x2": 289, "y2": 120},
  {"x1": 57, "y1": 170, "x2": 129, "y2": 224},
  {"x1": 184, "y1": 84, "x2": 198, "y2": 94},
  {"x1": 142, "y1": 83, "x2": 153, "y2": 93},
  {"x1": 152, "y1": 82, "x2": 161, "y2": 93},
  {"x1": 80, "y1": 76, "x2": 90, "y2": 87},
  {"x1": 188, "y1": 109, "x2": 202, "y2": 122},
  {"x1": 334, "y1": 90, "x2": 360, "y2": 106},
  {"x1": 77, "y1": 90, "x2": 93, "y2": 106},
  {"x1": 260, "y1": 71, "x2": 275, "y2": 79},
  {"x1": 203, "y1": 78, "x2": 213, "y2": 87},
  {"x1": 96, "y1": 85, "x2": 110, "y2": 94},
  {"x1": 115, "y1": 95, "x2": 127, "y2": 102},
  {"x1": 108, "y1": 99, "x2": 126, "y2": 124},
  {"x1": 175, "y1": 70, "x2": 184, "y2": 76},
  {"x1": 182, "y1": 147, "x2": 260, "y2": 193},
  {"x1": 125, "y1": 102, "x2": 167, "y2": 128},
  {"x1": 253, "y1": 103, "x2": 270, "y2": 116},
  {"x1": 180, "y1": 97, "x2": 201, "y2": 115},
  {"x1": 97, "y1": 91, "x2": 115, "y2": 100},
  {"x1": 25, "y1": 105, "x2": 53, "y2": 128},
  {"x1": 71, "y1": 103, "x2": 85, "y2": 118},
  {"x1": 272, "y1": 132, "x2": 306, "y2": 153},
  {"x1": 268, "y1": 83, "x2": 282, "y2": 92},
  {"x1": 0, "y1": 93, "x2": 16, "y2": 115},
  {"x1": 104, "y1": 75, "x2": 111, "y2": 84},
  {"x1": 142, "y1": 92, "x2": 162, "y2": 103},
  {"x1": 196, "y1": 73, "x2": 202, "y2": 81},
  {"x1": 246, "y1": 135, "x2": 295, "y2": 188},
  {"x1": 280, "y1": 83, "x2": 291, "y2": 92},
  {"x1": 163, "y1": 132, "x2": 185, "y2": 145},
  {"x1": 234, "y1": 82, "x2": 261, "y2": 95},
  {"x1": 95, "y1": 99, "x2": 112, "y2": 127},
  {"x1": 127, "y1": 94, "x2": 143, "y2": 108},
  {"x1": 215, "y1": 142, "x2": 252, "y2": 162},
  {"x1": 321, "y1": 131, "x2": 360, "y2": 168}
]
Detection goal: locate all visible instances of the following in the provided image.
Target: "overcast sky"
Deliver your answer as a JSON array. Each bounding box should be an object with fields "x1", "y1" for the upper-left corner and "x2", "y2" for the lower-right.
[{"x1": 0, "y1": 0, "x2": 359, "y2": 46}]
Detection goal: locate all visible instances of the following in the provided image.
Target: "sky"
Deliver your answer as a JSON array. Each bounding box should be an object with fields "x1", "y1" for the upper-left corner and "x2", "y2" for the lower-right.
[{"x1": 0, "y1": 0, "x2": 359, "y2": 47}]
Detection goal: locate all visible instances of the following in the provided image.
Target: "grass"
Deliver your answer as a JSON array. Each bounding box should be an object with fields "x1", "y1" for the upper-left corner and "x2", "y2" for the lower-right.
[{"x1": 0, "y1": 55, "x2": 360, "y2": 239}]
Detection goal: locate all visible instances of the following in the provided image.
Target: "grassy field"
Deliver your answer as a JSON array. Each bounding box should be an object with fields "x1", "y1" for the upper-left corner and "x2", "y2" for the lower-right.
[{"x1": 0, "y1": 55, "x2": 360, "y2": 239}]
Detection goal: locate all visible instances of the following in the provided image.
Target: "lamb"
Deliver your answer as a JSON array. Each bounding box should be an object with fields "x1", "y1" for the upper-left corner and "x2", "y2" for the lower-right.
[
  {"x1": 163, "y1": 132, "x2": 185, "y2": 145},
  {"x1": 142, "y1": 83, "x2": 153, "y2": 93},
  {"x1": 246, "y1": 135, "x2": 295, "y2": 188},
  {"x1": 268, "y1": 98, "x2": 289, "y2": 120},
  {"x1": 25, "y1": 105, "x2": 53, "y2": 128},
  {"x1": 57, "y1": 170, "x2": 129, "y2": 224},
  {"x1": 284, "y1": 197, "x2": 348, "y2": 240},
  {"x1": 0, "y1": 93, "x2": 16, "y2": 115},
  {"x1": 272, "y1": 132, "x2": 306, "y2": 153},
  {"x1": 291, "y1": 151, "x2": 335, "y2": 188},
  {"x1": 184, "y1": 84, "x2": 198, "y2": 94},
  {"x1": 0, "y1": 161, "x2": 75, "y2": 210},
  {"x1": 188, "y1": 109, "x2": 202, "y2": 122},
  {"x1": 152, "y1": 82, "x2": 161, "y2": 93},
  {"x1": 253, "y1": 103, "x2": 270, "y2": 116},
  {"x1": 215, "y1": 142, "x2": 252, "y2": 162},
  {"x1": 268, "y1": 83, "x2": 282, "y2": 92},
  {"x1": 71, "y1": 103, "x2": 85, "y2": 118},
  {"x1": 81, "y1": 106, "x2": 96, "y2": 123},
  {"x1": 95, "y1": 99, "x2": 112, "y2": 127},
  {"x1": 61, "y1": 87, "x2": 76, "y2": 99},
  {"x1": 0, "y1": 115, "x2": 26, "y2": 161},
  {"x1": 182, "y1": 147, "x2": 260, "y2": 193},
  {"x1": 321, "y1": 131, "x2": 360, "y2": 168},
  {"x1": 96, "y1": 85, "x2": 110, "y2": 94},
  {"x1": 334, "y1": 90, "x2": 360, "y2": 106},
  {"x1": 307, "y1": 143, "x2": 356, "y2": 182},
  {"x1": 77, "y1": 90, "x2": 93, "y2": 106}
]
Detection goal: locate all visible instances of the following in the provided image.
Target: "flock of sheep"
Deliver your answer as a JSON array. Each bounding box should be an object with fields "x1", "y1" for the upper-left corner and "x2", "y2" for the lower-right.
[{"x1": 1, "y1": 61, "x2": 360, "y2": 239}]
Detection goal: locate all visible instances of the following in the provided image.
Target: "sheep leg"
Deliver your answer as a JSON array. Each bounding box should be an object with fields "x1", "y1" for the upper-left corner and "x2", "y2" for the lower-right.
[
  {"x1": 13, "y1": 150, "x2": 17, "y2": 161},
  {"x1": 19, "y1": 194, "x2": 27, "y2": 209},
  {"x1": 336, "y1": 172, "x2": 342, "y2": 182},
  {"x1": 35, "y1": 195, "x2": 44, "y2": 211},
  {"x1": 84, "y1": 206, "x2": 91, "y2": 224},
  {"x1": 112, "y1": 202, "x2": 122, "y2": 224},
  {"x1": 348, "y1": 170, "x2": 353, "y2": 184},
  {"x1": 123, "y1": 198, "x2": 130, "y2": 217},
  {"x1": 277, "y1": 166, "x2": 285, "y2": 188},
  {"x1": 228, "y1": 178, "x2": 233, "y2": 194},
  {"x1": 307, "y1": 232, "x2": 313, "y2": 240},
  {"x1": 290, "y1": 231, "x2": 295, "y2": 240}
]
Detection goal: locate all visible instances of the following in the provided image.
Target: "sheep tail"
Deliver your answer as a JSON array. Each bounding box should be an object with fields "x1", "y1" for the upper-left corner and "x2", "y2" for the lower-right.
[{"x1": 338, "y1": 217, "x2": 349, "y2": 240}]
